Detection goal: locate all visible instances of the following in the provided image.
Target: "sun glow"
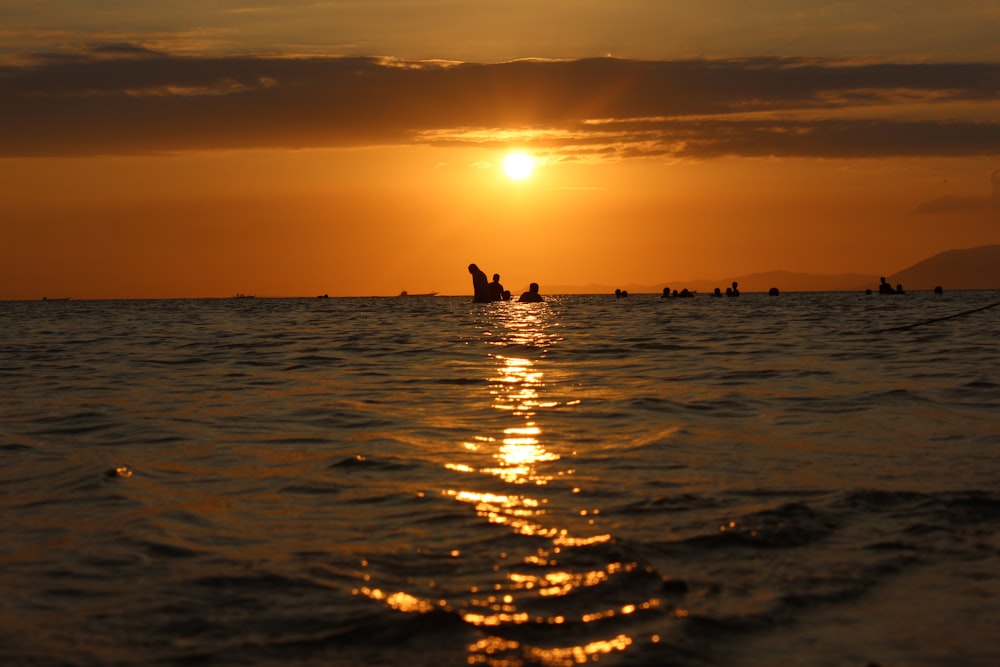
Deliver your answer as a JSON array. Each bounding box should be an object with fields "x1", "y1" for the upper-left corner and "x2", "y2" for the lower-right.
[{"x1": 502, "y1": 152, "x2": 535, "y2": 180}]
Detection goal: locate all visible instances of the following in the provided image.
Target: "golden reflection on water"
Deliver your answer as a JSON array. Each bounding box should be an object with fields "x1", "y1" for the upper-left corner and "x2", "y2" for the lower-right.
[{"x1": 360, "y1": 304, "x2": 649, "y2": 665}]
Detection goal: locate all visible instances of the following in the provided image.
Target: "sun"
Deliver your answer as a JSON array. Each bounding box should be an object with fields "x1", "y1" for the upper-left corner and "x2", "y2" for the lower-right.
[{"x1": 502, "y1": 152, "x2": 535, "y2": 180}]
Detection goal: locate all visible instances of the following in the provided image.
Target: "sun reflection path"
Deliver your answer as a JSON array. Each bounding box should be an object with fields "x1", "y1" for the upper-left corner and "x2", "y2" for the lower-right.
[
  {"x1": 452, "y1": 306, "x2": 651, "y2": 664},
  {"x1": 357, "y1": 303, "x2": 672, "y2": 666}
]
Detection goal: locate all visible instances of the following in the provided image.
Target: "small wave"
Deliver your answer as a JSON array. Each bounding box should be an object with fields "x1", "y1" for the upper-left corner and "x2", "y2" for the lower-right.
[
  {"x1": 329, "y1": 454, "x2": 419, "y2": 472},
  {"x1": 666, "y1": 502, "x2": 839, "y2": 550},
  {"x1": 280, "y1": 483, "x2": 343, "y2": 495}
]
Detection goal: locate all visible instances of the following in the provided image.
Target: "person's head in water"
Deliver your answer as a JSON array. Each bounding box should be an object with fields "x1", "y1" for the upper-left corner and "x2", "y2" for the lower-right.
[{"x1": 519, "y1": 282, "x2": 543, "y2": 303}]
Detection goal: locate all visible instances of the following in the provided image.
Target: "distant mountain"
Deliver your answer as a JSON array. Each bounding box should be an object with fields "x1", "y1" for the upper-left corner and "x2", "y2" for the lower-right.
[
  {"x1": 888, "y1": 245, "x2": 1000, "y2": 291},
  {"x1": 548, "y1": 245, "x2": 1000, "y2": 294}
]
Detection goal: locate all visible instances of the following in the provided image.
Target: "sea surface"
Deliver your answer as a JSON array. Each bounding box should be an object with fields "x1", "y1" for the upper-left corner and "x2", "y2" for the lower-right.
[{"x1": 1, "y1": 291, "x2": 998, "y2": 667}]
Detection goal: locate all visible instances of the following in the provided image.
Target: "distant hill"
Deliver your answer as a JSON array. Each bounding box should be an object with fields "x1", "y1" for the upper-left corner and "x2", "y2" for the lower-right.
[
  {"x1": 548, "y1": 245, "x2": 1000, "y2": 294},
  {"x1": 888, "y1": 245, "x2": 1000, "y2": 291}
]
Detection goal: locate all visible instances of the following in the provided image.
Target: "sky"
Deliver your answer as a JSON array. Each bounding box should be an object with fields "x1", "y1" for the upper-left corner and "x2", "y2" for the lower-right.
[{"x1": 1, "y1": 1, "x2": 999, "y2": 298}]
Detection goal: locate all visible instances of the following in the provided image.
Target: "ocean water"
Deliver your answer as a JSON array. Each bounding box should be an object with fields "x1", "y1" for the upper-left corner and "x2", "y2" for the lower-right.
[{"x1": 1, "y1": 291, "x2": 998, "y2": 667}]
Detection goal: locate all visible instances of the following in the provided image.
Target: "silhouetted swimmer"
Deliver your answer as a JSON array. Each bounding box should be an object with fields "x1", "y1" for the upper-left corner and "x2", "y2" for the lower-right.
[
  {"x1": 934, "y1": 285, "x2": 944, "y2": 295},
  {"x1": 489, "y1": 273, "x2": 505, "y2": 302},
  {"x1": 878, "y1": 276, "x2": 895, "y2": 295},
  {"x1": 895, "y1": 284, "x2": 905, "y2": 295},
  {"x1": 615, "y1": 289, "x2": 622, "y2": 298},
  {"x1": 518, "y1": 282, "x2": 544, "y2": 303},
  {"x1": 677, "y1": 288, "x2": 694, "y2": 298},
  {"x1": 768, "y1": 287, "x2": 780, "y2": 296},
  {"x1": 729, "y1": 281, "x2": 740, "y2": 296},
  {"x1": 468, "y1": 263, "x2": 491, "y2": 303},
  {"x1": 712, "y1": 287, "x2": 722, "y2": 297},
  {"x1": 502, "y1": 289, "x2": 512, "y2": 301}
]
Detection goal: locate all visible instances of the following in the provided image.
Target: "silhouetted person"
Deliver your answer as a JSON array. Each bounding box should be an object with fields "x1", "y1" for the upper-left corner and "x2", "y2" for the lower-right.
[
  {"x1": 468, "y1": 264, "x2": 491, "y2": 303},
  {"x1": 878, "y1": 276, "x2": 895, "y2": 295},
  {"x1": 934, "y1": 285, "x2": 944, "y2": 295},
  {"x1": 729, "y1": 281, "x2": 740, "y2": 296},
  {"x1": 489, "y1": 273, "x2": 505, "y2": 302},
  {"x1": 895, "y1": 284, "x2": 905, "y2": 295},
  {"x1": 502, "y1": 290, "x2": 512, "y2": 301},
  {"x1": 712, "y1": 288, "x2": 722, "y2": 297},
  {"x1": 518, "y1": 282, "x2": 544, "y2": 303},
  {"x1": 768, "y1": 287, "x2": 780, "y2": 296},
  {"x1": 725, "y1": 287, "x2": 733, "y2": 296},
  {"x1": 662, "y1": 287, "x2": 671, "y2": 298},
  {"x1": 615, "y1": 289, "x2": 622, "y2": 298},
  {"x1": 678, "y1": 288, "x2": 693, "y2": 298}
]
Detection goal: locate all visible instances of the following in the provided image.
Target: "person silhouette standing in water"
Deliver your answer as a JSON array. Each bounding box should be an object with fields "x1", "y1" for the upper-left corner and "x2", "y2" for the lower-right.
[
  {"x1": 468, "y1": 264, "x2": 491, "y2": 303},
  {"x1": 489, "y1": 273, "x2": 505, "y2": 302},
  {"x1": 518, "y1": 282, "x2": 544, "y2": 303}
]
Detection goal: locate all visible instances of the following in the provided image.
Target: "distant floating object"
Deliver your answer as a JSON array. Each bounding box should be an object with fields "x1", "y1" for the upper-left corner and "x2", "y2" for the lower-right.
[
  {"x1": 317, "y1": 294, "x2": 330, "y2": 299},
  {"x1": 104, "y1": 465, "x2": 133, "y2": 479},
  {"x1": 398, "y1": 291, "x2": 438, "y2": 297},
  {"x1": 41, "y1": 297, "x2": 70, "y2": 301},
  {"x1": 769, "y1": 287, "x2": 780, "y2": 296},
  {"x1": 233, "y1": 293, "x2": 255, "y2": 299}
]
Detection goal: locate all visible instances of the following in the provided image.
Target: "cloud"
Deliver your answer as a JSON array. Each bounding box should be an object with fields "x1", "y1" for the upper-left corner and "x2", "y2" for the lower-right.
[{"x1": 1, "y1": 46, "x2": 999, "y2": 158}]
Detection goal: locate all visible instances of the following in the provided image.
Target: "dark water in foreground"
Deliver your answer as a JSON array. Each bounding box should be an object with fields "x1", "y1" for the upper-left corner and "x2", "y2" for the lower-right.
[{"x1": 1, "y1": 292, "x2": 998, "y2": 666}]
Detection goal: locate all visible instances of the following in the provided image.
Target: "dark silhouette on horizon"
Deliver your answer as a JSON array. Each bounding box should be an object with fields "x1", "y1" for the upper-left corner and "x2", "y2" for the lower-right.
[
  {"x1": 519, "y1": 282, "x2": 544, "y2": 303},
  {"x1": 468, "y1": 264, "x2": 491, "y2": 303},
  {"x1": 489, "y1": 273, "x2": 505, "y2": 302},
  {"x1": 876, "y1": 276, "x2": 906, "y2": 295}
]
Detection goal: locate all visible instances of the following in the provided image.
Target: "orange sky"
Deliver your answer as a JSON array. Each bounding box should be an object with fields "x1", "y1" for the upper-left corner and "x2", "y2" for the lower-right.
[{"x1": 1, "y1": 3, "x2": 999, "y2": 299}]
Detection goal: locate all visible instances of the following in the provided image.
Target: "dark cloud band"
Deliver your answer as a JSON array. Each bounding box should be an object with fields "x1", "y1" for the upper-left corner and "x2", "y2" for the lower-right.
[{"x1": 2, "y1": 48, "x2": 998, "y2": 158}]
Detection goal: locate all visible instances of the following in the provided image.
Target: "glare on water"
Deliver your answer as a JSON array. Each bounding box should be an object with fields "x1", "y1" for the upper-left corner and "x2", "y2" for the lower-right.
[{"x1": 1, "y1": 292, "x2": 997, "y2": 667}]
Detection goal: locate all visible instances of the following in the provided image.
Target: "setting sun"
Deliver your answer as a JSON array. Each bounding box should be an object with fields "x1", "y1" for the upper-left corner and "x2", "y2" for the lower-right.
[{"x1": 502, "y1": 152, "x2": 535, "y2": 180}]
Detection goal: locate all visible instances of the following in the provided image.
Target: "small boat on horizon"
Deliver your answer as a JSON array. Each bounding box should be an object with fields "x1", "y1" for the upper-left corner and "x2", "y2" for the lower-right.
[{"x1": 398, "y1": 291, "x2": 438, "y2": 297}]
